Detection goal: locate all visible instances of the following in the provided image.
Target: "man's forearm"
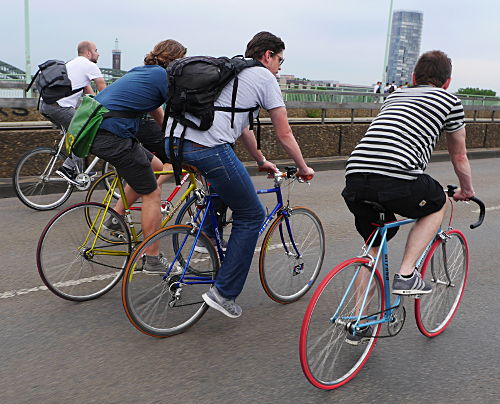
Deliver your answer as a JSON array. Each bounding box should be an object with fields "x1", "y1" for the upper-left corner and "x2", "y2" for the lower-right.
[
  {"x1": 446, "y1": 128, "x2": 474, "y2": 194},
  {"x1": 240, "y1": 129, "x2": 264, "y2": 162},
  {"x1": 276, "y1": 130, "x2": 308, "y2": 171},
  {"x1": 451, "y1": 153, "x2": 474, "y2": 193},
  {"x1": 150, "y1": 107, "x2": 164, "y2": 127}
]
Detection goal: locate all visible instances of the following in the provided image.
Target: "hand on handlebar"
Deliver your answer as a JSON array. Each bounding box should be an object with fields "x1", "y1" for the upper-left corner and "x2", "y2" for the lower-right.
[
  {"x1": 257, "y1": 160, "x2": 279, "y2": 176},
  {"x1": 453, "y1": 187, "x2": 475, "y2": 202},
  {"x1": 297, "y1": 166, "x2": 315, "y2": 182}
]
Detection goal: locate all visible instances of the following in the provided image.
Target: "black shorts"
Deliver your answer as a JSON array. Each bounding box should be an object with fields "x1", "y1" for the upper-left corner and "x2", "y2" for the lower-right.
[
  {"x1": 342, "y1": 173, "x2": 446, "y2": 246},
  {"x1": 91, "y1": 129, "x2": 157, "y2": 195}
]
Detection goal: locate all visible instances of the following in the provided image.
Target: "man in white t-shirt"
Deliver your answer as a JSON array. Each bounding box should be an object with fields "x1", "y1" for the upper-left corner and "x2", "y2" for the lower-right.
[
  {"x1": 40, "y1": 41, "x2": 106, "y2": 184},
  {"x1": 166, "y1": 31, "x2": 314, "y2": 319}
]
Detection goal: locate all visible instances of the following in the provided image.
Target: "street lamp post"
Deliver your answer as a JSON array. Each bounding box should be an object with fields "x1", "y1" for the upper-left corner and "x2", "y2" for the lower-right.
[
  {"x1": 24, "y1": 0, "x2": 32, "y2": 97},
  {"x1": 382, "y1": 0, "x2": 394, "y2": 86}
]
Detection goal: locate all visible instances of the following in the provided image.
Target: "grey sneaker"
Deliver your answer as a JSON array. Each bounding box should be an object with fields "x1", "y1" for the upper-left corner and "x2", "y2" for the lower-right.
[
  {"x1": 56, "y1": 166, "x2": 79, "y2": 185},
  {"x1": 103, "y1": 215, "x2": 123, "y2": 232},
  {"x1": 392, "y1": 271, "x2": 432, "y2": 295},
  {"x1": 202, "y1": 287, "x2": 242, "y2": 318},
  {"x1": 142, "y1": 254, "x2": 169, "y2": 275},
  {"x1": 345, "y1": 325, "x2": 374, "y2": 346},
  {"x1": 194, "y1": 237, "x2": 227, "y2": 254}
]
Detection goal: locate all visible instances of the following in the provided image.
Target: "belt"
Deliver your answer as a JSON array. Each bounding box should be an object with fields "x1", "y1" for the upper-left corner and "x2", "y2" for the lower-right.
[{"x1": 184, "y1": 139, "x2": 208, "y2": 148}]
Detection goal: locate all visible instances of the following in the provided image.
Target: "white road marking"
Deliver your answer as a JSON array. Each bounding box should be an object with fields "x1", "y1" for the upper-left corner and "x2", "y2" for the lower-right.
[
  {"x1": 0, "y1": 272, "x2": 119, "y2": 299},
  {"x1": 473, "y1": 205, "x2": 499, "y2": 212},
  {"x1": 1, "y1": 243, "x2": 291, "y2": 300}
]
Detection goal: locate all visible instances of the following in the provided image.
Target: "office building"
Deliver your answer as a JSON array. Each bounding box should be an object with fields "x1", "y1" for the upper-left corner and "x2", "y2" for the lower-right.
[{"x1": 387, "y1": 10, "x2": 423, "y2": 86}]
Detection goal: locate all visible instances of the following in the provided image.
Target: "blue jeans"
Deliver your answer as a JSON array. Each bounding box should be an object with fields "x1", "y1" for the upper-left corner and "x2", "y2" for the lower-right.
[{"x1": 166, "y1": 138, "x2": 265, "y2": 299}]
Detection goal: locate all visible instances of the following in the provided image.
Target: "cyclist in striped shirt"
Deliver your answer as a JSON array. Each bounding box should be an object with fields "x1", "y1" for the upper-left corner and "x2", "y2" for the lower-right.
[{"x1": 342, "y1": 50, "x2": 475, "y2": 295}]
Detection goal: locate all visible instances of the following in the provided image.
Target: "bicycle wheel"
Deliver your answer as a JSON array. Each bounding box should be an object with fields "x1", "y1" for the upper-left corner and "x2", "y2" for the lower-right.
[
  {"x1": 174, "y1": 194, "x2": 206, "y2": 226},
  {"x1": 300, "y1": 258, "x2": 384, "y2": 390},
  {"x1": 122, "y1": 225, "x2": 219, "y2": 338},
  {"x1": 85, "y1": 170, "x2": 122, "y2": 204},
  {"x1": 13, "y1": 147, "x2": 73, "y2": 210},
  {"x1": 415, "y1": 230, "x2": 469, "y2": 337},
  {"x1": 37, "y1": 202, "x2": 131, "y2": 301},
  {"x1": 100, "y1": 161, "x2": 124, "y2": 199},
  {"x1": 259, "y1": 207, "x2": 325, "y2": 303}
]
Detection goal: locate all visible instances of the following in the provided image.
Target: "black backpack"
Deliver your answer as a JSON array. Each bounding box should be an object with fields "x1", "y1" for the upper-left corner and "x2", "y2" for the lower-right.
[
  {"x1": 27, "y1": 60, "x2": 85, "y2": 105},
  {"x1": 165, "y1": 55, "x2": 264, "y2": 183}
]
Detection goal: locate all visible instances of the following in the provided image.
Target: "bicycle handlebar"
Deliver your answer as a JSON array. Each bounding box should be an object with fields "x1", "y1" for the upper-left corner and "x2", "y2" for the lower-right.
[
  {"x1": 274, "y1": 165, "x2": 312, "y2": 181},
  {"x1": 446, "y1": 185, "x2": 485, "y2": 229},
  {"x1": 469, "y1": 196, "x2": 485, "y2": 229}
]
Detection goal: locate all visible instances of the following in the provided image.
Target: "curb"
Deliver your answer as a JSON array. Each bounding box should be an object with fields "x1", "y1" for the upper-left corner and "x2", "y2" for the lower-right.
[{"x1": 3, "y1": 148, "x2": 500, "y2": 199}]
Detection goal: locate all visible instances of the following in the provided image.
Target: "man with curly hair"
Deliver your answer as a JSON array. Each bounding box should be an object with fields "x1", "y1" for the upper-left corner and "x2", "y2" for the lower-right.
[{"x1": 91, "y1": 39, "x2": 187, "y2": 273}]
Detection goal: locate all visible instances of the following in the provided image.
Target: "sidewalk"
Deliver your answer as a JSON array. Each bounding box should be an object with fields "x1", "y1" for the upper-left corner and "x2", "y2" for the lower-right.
[{"x1": 3, "y1": 148, "x2": 500, "y2": 198}]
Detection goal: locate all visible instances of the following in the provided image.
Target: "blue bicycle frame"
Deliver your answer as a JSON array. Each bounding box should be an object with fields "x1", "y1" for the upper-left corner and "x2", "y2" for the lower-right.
[
  {"x1": 331, "y1": 217, "x2": 442, "y2": 335},
  {"x1": 163, "y1": 175, "x2": 303, "y2": 286}
]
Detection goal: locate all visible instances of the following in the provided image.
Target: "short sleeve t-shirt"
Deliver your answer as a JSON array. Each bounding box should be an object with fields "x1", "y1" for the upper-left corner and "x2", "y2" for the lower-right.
[
  {"x1": 96, "y1": 65, "x2": 169, "y2": 138},
  {"x1": 345, "y1": 86, "x2": 465, "y2": 180},
  {"x1": 166, "y1": 65, "x2": 285, "y2": 146},
  {"x1": 56, "y1": 56, "x2": 103, "y2": 108}
]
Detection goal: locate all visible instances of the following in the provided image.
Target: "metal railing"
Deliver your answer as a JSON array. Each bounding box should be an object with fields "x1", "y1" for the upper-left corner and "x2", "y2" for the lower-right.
[
  {"x1": 2, "y1": 75, "x2": 499, "y2": 106},
  {"x1": 281, "y1": 89, "x2": 500, "y2": 106}
]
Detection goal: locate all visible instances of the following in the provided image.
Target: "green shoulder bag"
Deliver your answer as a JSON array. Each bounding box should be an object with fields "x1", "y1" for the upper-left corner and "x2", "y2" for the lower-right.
[{"x1": 66, "y1": 95, "x2": 110, "y2": 157}]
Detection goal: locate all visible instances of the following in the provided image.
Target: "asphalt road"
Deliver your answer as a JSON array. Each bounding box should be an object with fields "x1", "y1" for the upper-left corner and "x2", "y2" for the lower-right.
[{"x1": 1, "y1": 159, "x2": 499, "y2": 403}]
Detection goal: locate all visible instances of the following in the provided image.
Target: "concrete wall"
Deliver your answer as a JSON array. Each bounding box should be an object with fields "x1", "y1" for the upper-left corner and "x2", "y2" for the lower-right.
[
  {"x1": 2, "y1": 100, "x2": 500, "y2": 178},
  {"x1": 2, "y1": 122, "x2": 500, "y2": 178}
]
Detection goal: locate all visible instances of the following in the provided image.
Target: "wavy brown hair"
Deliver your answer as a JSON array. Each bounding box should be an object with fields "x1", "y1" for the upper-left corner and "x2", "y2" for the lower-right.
[{"x1": 144, "y1": 40, "x2": 187, "y2": 68}]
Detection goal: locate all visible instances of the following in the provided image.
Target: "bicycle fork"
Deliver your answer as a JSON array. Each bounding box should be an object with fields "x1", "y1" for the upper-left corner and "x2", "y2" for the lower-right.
[{"x1": 429, "y1": 231, "x2": 455, "y2": 287}]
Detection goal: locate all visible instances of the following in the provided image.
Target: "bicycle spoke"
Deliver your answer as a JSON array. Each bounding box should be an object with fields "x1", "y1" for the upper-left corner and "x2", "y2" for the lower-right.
[
  {"x1": 37, "y1": 203, "x2": 130, "y2": 301},
  {"x1": 416, "y1": 231, "x2": 468, "y2": 336},
  {"x1": 259, "y1": 208, "x2": 325, "y2": 303},
  {"x1": 300, "y1": 259, "x2": 383, "y2": 389}
]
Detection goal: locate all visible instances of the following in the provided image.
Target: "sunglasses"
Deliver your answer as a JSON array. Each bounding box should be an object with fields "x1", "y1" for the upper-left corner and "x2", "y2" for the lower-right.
[{"x1": 270, "y1": 51, "x2": 285, "y2": 66}]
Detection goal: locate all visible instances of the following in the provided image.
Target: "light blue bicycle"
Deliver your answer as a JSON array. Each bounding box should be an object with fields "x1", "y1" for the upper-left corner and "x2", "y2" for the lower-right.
[{"x1": 300, "y1": 185, "x2": 485, "y2": 390}]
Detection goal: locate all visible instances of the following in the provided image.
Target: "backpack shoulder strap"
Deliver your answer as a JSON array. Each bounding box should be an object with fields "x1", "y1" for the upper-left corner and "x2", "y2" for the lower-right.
[{"x1": 26, "y1": 70, "x2": 40, "y2": 92}]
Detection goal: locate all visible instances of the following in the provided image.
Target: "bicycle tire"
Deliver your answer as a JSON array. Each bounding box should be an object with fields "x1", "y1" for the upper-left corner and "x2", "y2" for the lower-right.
[
  {"x1": 259, "y1": 207, "x2": 325, "y2": 303},
  {"x1": 175, "y1": 194, "x2": 232, "y2": 236},
  {"x1": 415, "y1": 230, "x2": 469, "y2": 337},
  {"x1": 101, "y1": 161, "x2": 124, "y2": 199},
  {"x1": 37, "y1": 202, "x2": 131, "y2": 301},
  {"x1": 174, "y1": 194, "x2": 206, "y2": 227},
  {"x1": 122, "y1": 225, "x2": 219, "y2": 338},
  {"x1": 13, "y1": 147, "x2": 73, "y2": 210},
  {"x1": 86, "y1": 171, "x2": 121, "y2": 204},
  {"x1": 300, "y1": 258, "x2": 384, "y2": 390}
]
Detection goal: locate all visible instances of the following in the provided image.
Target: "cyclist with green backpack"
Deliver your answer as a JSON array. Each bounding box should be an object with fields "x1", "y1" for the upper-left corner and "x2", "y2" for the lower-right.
[
  {"x1": 165, "y1": 31, "x2": 314, "y2": 318},
  {"x1": 89, "y1": 39, "x2": 187, "y2": 273}
]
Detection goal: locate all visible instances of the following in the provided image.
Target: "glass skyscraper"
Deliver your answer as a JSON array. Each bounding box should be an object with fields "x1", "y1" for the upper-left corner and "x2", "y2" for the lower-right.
[{"x1": 387, "y1": 10, "x2": 423, "y2": 86}]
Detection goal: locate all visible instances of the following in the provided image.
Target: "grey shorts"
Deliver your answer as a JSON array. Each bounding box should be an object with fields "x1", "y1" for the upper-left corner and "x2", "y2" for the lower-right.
[
  {"x1": 91, "y1": 129, "x2": 157, "y2": 195},
  {"x1": 39, "y1": 100, "x2": 75, "y2": 129}
]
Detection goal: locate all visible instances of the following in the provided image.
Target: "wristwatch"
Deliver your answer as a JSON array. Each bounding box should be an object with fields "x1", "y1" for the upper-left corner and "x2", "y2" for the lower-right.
[{"x1": 257, "y1": 156, "x2": 267, "y2": 167}]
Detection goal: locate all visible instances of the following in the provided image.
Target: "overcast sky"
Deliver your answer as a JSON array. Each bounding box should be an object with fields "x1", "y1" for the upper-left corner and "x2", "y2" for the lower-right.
[{"x1": 3, "y1": 0, "x2": 500, "y2": 93}]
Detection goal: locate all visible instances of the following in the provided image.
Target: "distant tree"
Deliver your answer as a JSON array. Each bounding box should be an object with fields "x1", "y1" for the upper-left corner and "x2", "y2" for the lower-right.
[
  {"x1": 305, "y1": 109, "x2": 321, "y2": 118},
  {"x1": 457, "y1": 87, "x2": 496, "y2": 97}
]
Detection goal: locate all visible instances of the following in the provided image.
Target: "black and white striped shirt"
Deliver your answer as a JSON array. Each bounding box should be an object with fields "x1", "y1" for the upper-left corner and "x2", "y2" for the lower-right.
[{"x1": 345, "y1": 86, "x2": 465, "y2": 180}]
